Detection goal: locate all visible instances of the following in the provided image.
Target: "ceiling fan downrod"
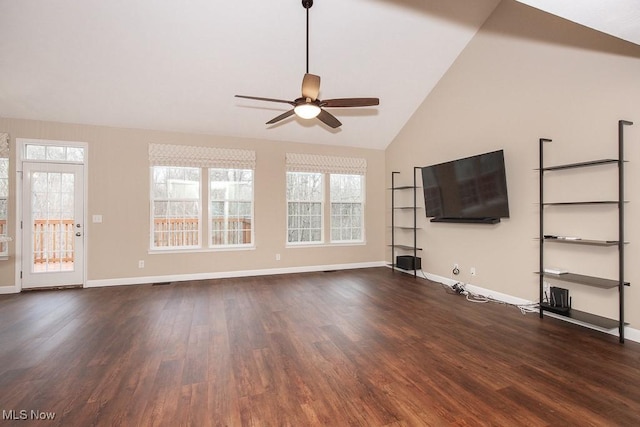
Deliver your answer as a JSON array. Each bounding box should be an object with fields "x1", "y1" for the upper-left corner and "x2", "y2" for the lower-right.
[{"x1": 302, "y1": 0, "x2": 313, "y2": 74}]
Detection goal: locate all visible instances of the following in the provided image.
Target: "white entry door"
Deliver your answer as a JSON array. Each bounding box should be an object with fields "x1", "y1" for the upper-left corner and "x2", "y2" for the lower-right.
[{"x1": 22, "y1": 162, "x2": 85, "y2": 289}]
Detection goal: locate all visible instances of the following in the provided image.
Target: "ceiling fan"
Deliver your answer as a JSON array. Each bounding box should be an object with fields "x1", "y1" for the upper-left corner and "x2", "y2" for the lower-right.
[{"x1": 235, "y1": 0, "x2": 379, "y2": 129}]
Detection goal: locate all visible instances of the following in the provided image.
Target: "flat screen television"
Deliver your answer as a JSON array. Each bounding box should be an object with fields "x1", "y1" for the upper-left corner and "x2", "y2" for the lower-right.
[{"x1": 421, "y1": 150, "x2": 510, "y2": 223}]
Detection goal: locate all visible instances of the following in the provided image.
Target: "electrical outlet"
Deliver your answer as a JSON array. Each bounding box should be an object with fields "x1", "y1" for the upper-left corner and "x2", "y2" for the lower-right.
[
  {"x1": 276, "y1": 253, "x2": 281, "y2": 261},
  {"x1": 470, "y1": 267, "x2": 476, "y2": 276},
  {"x1": 138, "y1": 260, "x2": 144, "y2": 269},
  {"x1": 452, "y1": 263, "x2": 460, "y2": 275}
]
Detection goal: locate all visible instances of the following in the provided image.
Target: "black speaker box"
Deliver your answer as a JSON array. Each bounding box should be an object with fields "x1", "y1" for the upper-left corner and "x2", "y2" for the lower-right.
[{"x1": 396, "y1": 255, "x2": 421, "y2": 271}]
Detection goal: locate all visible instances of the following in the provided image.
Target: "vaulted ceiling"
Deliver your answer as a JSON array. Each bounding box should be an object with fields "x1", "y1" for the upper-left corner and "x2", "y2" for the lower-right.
[{"x1": 1, "y1": 0, "x2": 638, "y2": 150}]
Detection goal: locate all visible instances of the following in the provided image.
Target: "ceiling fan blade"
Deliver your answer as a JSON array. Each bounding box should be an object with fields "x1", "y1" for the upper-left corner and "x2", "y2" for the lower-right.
[
  {"x1": 301, "y1": 73, "x2": 321, "y2": 101},
  {"x1": 317, "y1": 109, "x2": 342, "y2": 129},
  {"x1": 321, "y1": 98, "x2": 380, "y2": 108},
  {"x1": 235, "y1": 95, "x2": 295, "y2": 105},
  {"x1": 266, "y1": 109, "x2": 296, "y2": 125}
]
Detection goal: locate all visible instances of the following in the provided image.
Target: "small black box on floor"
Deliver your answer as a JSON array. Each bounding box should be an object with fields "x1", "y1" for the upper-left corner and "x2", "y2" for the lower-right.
[
  {"x1": 541, "y1": 286, "x2": 571, "y2": 314},
  {"x1": 396, "y1": 255, "x2": 421, "y2": 271}
]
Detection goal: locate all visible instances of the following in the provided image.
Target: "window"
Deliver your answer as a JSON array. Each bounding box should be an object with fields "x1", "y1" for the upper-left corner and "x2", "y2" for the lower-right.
[
  {"x1": 0, "y1": 133, "x2": 8, "y2": 256},
  {"x1": 151, "y1": 166, "x2": 201, "y2": 249},
  {"x1": 287, "y1": 172, "x2": 323, "y2": 244},
  {"x1": 285, "y1": 153, "x2": 366, "y2": 245},
  {"x1": 149, "y1": 144, "x2": 255, "y2": 251},
  {"x1": 210, "y1": 168, "x2": 253, "y2": 247},
  {"x1": 24, "y1": 143, "x2": 84, "y2": 162},
  {"x1": 330, "y1": 174, "x2": 364, "y2": 242}
]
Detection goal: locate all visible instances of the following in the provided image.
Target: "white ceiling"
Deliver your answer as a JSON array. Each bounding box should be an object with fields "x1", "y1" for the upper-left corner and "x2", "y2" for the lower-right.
[
  {"x1": 1, "y1": 0, "x2": 638, "y2": 150},
  {"x1": 515, "y1": 0, "x2": 640, "y2": 46}
]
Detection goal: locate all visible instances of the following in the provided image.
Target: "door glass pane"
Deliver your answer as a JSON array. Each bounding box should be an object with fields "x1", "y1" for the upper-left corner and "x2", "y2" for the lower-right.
[{"x1": 31, "y1": 172, "x2": 75, "y2": 273}]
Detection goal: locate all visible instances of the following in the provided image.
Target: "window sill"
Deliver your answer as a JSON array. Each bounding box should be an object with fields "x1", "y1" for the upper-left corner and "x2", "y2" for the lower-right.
[
  {"x1": 286, "y1": 241, "x2": 366, "y2": 249},
  {"x1": 149, "y1": 246, "x2": 256, "y2": 255}
]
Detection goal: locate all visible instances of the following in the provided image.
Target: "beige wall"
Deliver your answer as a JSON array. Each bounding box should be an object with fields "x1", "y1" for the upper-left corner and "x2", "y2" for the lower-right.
[
  {"x1": 0, "y1": 118, "x2": 385, "y2": 287},
  {"x1": 386, "y1": 1, "x2": 640, "y2": 326}
]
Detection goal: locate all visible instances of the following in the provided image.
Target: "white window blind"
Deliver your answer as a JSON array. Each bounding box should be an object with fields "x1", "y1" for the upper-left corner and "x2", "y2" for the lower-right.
[
  {"x1": 0, "y1": 133, "x2": 9, "y2": 158},
  {"x1": 149, "y1": 144, "x2": 256, "y2": 170},
  {"x1": 285, "y1": 153, "x2": 366, "y2": 175}
]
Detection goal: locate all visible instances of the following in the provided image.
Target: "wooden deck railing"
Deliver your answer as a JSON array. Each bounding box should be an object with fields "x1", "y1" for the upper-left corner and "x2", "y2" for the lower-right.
[
  {"x1": 211, "y1": 218, "x2": 252, "y2": 246},
  {"x1": 154, "y1": 218, "x2": 200, "y2": 247},
  {"x1": 33, "y1": 219, "x2": 75, "y2": 264},
  {"x1": 0, "y1": 216, "x2": 253, "y2": 262},
  {"x1": 153, "y1": 217, "x2": 251, "y2": 247}
]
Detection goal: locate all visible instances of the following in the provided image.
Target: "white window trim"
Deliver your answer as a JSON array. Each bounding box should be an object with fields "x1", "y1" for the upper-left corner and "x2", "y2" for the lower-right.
[
  {"x1": 286, "y1": 241, "x2": 367, "y2": 249},
  {"x1": 19, "y1": 138, "x2": 86, "y2": 165},
  {"x1": 148, "y1": 246, "x2": 256, "y2": 255}
]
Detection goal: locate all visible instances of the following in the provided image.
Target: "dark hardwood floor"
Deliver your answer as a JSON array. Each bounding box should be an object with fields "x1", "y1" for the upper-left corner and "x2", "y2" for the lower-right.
[{"x1": 1, "y1": 267, "x2": 639, "y2": 426}]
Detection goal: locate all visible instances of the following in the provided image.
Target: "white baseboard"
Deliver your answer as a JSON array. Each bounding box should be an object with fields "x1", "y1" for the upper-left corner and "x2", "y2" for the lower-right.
[
  {"x1": 419, "y1": 270, "x2": 640, "y2": 344},
  {"x1": 85, "y1": 261, "x2": 387, "y2": 288},
  {"x1": 0, "y1": 285, "x2": 19, "y2": 294}
]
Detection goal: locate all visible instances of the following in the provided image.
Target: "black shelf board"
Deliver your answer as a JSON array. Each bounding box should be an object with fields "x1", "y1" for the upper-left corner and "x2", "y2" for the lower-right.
[
  {"x1": 387, "y1": 263, "x2": 421, "y2": 272},
  {"x1": 542, "y1": 306, "x2": 624, "y2": 330},
  {"x1": 537, "y1": 272, "x2": 629, "y2": 289},
  {"x1": 541, "y1": 159, "x2": 621, "y2": 171},
  {"x1": 543, "y1": 201, "x2": 625, "y2": 206},
  {"x1": 430, "y1": 217, "x2": 500, "y2": 224},
  {"x1": 388, "y1": 186, "x2": 420, "y2": 190},
  {"x1": 543, "y1": 238, "x2": 627, "y2": 247},
  {"x1": 388, "y1": 244, "x2": 423, "y2": 251}
]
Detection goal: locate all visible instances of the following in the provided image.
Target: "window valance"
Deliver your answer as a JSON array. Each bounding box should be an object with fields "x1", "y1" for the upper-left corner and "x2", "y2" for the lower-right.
[
  {"x1": 149, "y1": 143, "x2": 256, "y2": 169},
  {"x1": 285, "y1": 153, "x2": 367, "y2": 175}
]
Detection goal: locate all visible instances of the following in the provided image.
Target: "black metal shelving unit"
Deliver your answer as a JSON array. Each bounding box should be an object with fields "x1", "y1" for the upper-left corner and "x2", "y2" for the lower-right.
[
  {"x1": 538, "y1": 120, "x2": 633, "y2": 343},
  {"x1": 389, "y1": 168, "x2": 422, "y2": 277}
]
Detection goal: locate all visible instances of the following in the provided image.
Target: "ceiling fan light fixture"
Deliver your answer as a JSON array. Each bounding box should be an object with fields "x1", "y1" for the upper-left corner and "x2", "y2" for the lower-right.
[{"x1": 294, "y1": 102, "x2": 321, "y2": 119}]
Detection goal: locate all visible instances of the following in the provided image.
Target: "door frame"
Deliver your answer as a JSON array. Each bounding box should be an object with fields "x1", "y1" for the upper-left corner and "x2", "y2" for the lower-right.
[{"x1": 14, "y1": 138, "x2": 89, "y2": 291}]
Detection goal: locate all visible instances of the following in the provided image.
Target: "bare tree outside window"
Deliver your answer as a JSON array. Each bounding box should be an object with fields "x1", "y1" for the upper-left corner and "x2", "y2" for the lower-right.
[
  {"x1": 287, "y1": 172, "x2": 323, "y2": 243},
  {"x1": 330, "y1": 174, "x2": 364, "y2": 242}
]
